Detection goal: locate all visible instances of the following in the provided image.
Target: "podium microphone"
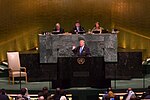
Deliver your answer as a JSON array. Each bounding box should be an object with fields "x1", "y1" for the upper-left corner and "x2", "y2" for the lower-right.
[{"x1": 57, "y1": 48, "x2": 59, "y2": 51}]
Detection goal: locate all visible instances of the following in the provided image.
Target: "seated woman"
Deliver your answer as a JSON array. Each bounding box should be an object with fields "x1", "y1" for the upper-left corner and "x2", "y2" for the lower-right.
[
  {"x1": 52, "y1": 23, "x2": 64, "y2": 34},
  {"x1": 91, "y1": 22, "x2": 103, "y2": 34}
]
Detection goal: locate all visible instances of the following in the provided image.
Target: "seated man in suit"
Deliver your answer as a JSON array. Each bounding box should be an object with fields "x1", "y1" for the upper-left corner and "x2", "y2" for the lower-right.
[
  {"x1": 72, "y1": 39, "x2": 91, "y2": 57},
  {"x1": 72, "y1": 21, "x2": 85, "y2": 34},
  {"x1": 52, "y1": 23, "x2": 64, "y2": 34}
]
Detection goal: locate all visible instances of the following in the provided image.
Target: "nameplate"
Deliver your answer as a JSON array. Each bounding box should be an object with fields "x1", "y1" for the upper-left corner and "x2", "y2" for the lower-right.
[{"x1": 73, "y1": 72, "x2": 89, "y2": 77}]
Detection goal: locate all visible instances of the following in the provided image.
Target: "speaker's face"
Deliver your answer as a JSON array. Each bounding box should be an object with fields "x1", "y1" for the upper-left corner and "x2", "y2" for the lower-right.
[{"x1": 79, "y1": 40, "x2": 85, "y2": 47}]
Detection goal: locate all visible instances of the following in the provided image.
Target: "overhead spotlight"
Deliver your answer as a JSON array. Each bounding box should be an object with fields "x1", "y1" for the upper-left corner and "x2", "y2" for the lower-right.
[
  {"x1": 142, "y1": 57, "x2": 150, "y2": 65},
  {"x1": 0, "y1": 67, "x2": 4, "y2": 70},
  {"x1": 2, "y1": 61, "x2": 8, "y2": 66},
  {"x1": 142, "y1": 60, "x2": 146, "y2": 65},
  {"x1": 36, "y1": 47, "x2": 38, "y2": 50},
  {"x1": 146, "y1": 58, "x2": 150, "y2": 62}
]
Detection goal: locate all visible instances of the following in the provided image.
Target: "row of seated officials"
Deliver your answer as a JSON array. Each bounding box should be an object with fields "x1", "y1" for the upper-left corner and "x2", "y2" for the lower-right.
[
  {"x1": 49, "y1": 21, "x2": 110, "y2": 34},
  {"x1": 0, "y1": 86, "x2": 150, "y2": 100}
]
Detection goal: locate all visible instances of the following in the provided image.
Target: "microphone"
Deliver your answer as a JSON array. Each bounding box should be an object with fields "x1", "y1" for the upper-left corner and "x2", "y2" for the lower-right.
[
  {"x1": 57, "y1": 48, "x2": 59, "y2": 51},
  {"x1": 56, "y1": 48, "x2": 59, "y2": 57}
]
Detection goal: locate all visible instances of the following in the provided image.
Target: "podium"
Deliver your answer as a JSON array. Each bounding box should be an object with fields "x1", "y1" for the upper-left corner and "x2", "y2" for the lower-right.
[{"x1": 52, "y1": 57, "x2": 111, "y2": 88}]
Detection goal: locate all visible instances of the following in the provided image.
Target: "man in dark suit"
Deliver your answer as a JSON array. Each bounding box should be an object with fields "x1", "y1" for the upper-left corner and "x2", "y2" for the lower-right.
[
  {"x1": 52, "y1": 23, "x2": 64, "y2": 34},
  {"x1": 72, "y1": 21, "x2": 85, "y2": 34},
  {"x1": 72, "y1": 39, "x2": 90, "y2": 57}
]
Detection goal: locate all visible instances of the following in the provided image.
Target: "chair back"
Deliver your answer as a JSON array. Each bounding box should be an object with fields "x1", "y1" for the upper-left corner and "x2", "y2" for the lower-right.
[{"x1": 7, "y1": 52, "x2": 21, "y2": 71}]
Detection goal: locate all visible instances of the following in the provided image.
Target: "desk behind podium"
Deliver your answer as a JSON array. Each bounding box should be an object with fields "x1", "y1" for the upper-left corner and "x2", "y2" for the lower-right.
[{"x1": 53, "y1": 57, "x2": 111, "y2": 88}]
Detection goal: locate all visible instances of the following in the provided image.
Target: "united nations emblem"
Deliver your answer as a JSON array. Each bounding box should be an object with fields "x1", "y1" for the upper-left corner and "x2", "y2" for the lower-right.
[{"x1": 77, "y1": 57, "x2": 85, "y2": 64}]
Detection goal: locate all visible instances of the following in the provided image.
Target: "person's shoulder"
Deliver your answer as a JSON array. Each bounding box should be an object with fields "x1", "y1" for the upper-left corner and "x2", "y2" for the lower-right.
[
  {"x1": 0, "y1": 95, "x2": 10, "y2": 100},
  {"x1": 52, "y1": 28, "x2": 56, "y2": 32},
  {"x1": 60, "y1": 96, "x2": 67, "y2": 100},
  {"x1": 60, "y1": 28, "x2": 64, "y2": 33},
  {"x1": 73, "y1": 26, "x2": 76, "y2": 29},
  {"x1": 92, "y1": 27, "x2": 96, "y2": 30},
  {"x1": 81, "y1": 26, "x2": 85, "y2": 30},
  {"x1": 22, "y1": 95, "x2": 30, "y2": 100},
  {"x1": 144, "y1": 94, "x2": 150, "y2": 99},
  {"x1": 84, "y1": 46, "x2": 90, "y2": 49}
]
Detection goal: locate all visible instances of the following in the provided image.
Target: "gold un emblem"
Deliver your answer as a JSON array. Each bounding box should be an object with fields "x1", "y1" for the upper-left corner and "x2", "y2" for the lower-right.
[{"x1": 77, "y1": 57, "x2": 85, "y2": 64}]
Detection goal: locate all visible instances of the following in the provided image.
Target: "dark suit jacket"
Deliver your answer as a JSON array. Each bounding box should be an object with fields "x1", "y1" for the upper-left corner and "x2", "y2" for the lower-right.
[
  {"x1": 0, "y1": 95, "x2": 9, "y2": 100},
  {"x1": 72, "y1": 46, "x2": 91, "y2": 57},
  {"x1": 52, "y1": 28, "x2": 64, "y2": 34},
  {"x1": 72, "y1": 26, "x2": 85, "y2": 34}
]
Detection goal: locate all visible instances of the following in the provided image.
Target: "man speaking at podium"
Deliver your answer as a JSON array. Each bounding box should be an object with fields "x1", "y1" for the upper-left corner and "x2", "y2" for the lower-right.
[{"x1": 72, "y1": 39, "x2": 91, "y2": 57}]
